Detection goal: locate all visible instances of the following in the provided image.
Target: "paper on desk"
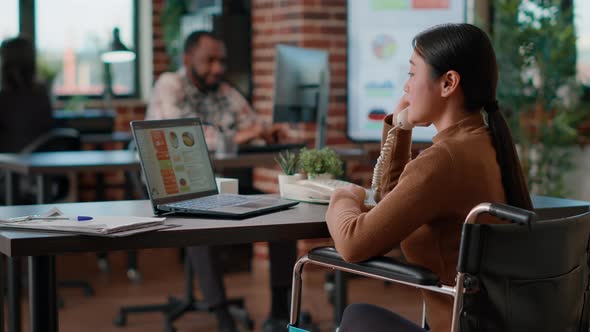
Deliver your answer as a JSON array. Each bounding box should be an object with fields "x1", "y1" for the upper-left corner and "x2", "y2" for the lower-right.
[{"x1": 0, "y1": 208, "x2": 166, "y2": 235}]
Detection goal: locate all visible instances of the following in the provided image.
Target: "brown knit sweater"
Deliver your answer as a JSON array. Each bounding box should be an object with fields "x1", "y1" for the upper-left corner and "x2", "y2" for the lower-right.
[{"x1": 326, "y1": 112, "x2": 507, "y2": 332}]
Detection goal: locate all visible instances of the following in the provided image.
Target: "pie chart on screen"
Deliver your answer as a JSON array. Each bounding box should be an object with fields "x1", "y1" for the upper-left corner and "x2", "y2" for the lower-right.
[{"x1": 372, "y1": 34, "x2": 397, "y2": 60}]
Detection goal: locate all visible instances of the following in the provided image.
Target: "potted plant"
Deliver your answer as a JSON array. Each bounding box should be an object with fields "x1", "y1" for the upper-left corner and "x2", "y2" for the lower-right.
[
  {"x1": 275, "y1": 150, "x2": 302, "y2": 197},
  {"x1": 298, "y1": 147, "x2": 343, "y2": 179}
]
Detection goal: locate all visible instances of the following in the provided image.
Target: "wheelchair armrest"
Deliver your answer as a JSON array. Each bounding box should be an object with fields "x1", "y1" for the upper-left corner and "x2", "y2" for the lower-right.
[{"x1": 307, "y1": 247, "x2": 440, "y2": 286}]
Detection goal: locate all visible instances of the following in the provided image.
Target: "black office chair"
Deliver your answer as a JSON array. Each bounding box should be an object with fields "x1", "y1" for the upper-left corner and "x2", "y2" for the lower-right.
[
  {"x1": 288, "y1": 203, "x2": 590, "y2": 332},
  {"x1": 17, "y1": 128, "x2": 81, "y2": 203}
]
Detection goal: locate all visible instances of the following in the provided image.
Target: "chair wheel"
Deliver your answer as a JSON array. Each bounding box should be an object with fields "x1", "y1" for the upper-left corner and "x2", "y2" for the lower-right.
[
  {"x1": 127, "y1": 269, "x2": 142, "y2": 283},
  {"x1": 301, "y1": 311, "x2": 312, "y2": 325},
  {"x1": 113, "y1": 314, "x2": 127, "y2": 327},
  {"x1": 84, "y1": 287, "x2": 94, "y2": 297},
  {"x1": 98, "y1": 258, "x2": 111, "y2": 273},
  {"x1": 246, "y1": 318, "x2": 255, "y2": 330},
  {"x1": 299, "y1": 312, "x2": 319, "y2": 332}
]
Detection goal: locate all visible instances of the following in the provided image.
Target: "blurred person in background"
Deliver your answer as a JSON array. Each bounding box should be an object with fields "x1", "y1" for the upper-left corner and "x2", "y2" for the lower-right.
[
  {"x1": 147, "y1": 31, "x2": 295, "y2": 332},
  {"x1": 0, "y1": 36, "x2": 54, "y2": 152}
]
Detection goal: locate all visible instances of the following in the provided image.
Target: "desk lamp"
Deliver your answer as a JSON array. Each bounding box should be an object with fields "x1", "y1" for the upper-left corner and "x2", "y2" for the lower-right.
[{"x1": 100, "y1": 27, "x2": 135, "y2": 111}]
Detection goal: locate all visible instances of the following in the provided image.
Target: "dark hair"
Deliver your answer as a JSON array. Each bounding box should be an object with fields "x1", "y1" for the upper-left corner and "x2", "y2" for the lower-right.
[
  {"x1": 183, "y1": 30, "x2": 221, "y2": 54},
  {"x1": 413, "y1": 23, "x2": 532, "y2": 210},
  {"x1": 1, "y1": 36, "x2": 36, "y2": 93}
]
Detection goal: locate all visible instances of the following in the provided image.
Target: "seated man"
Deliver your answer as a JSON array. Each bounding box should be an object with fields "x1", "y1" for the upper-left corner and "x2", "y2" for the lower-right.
[{"x1": 146, "y1": 30, "x2": 296, "y2": 332}]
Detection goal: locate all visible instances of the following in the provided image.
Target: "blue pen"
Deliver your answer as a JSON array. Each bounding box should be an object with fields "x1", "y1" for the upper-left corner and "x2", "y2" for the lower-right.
[
  {"x1": 9, "y1": 215, "x2": 94, "y2": 222},
  {"x1": 42, "y1": 216, "x2": 93, "y2": 221}
]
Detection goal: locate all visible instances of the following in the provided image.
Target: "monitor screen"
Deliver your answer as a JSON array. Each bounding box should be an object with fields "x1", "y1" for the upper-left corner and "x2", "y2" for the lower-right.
[
  {"x1": 347, "y1": 0, "x2": 466, "y2": 142},
  {"x1": 273, "y1": 44, "x2": 330, "y2": 148}
]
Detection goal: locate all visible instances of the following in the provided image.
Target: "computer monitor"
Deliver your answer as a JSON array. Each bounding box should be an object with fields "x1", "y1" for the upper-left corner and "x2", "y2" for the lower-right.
[{"x1": 273, "y1": 44, "x2": 330, "y2": 149}]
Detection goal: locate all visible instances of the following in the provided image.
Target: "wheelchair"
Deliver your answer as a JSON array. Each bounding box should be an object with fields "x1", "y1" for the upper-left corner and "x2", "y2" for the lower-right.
[{"x1": 289, "y1": 203, "x2": 590, "y2": 332}]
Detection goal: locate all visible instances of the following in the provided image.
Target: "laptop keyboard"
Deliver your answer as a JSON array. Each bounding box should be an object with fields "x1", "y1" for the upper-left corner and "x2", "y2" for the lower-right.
[{"x1": 167, "y1": 195, "x2": 258, "y2": 210}]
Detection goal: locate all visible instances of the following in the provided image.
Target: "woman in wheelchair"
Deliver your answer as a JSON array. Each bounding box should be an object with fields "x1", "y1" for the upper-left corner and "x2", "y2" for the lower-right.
[{"x1": 326, "y1": 24, "x2": 532, "y2": 332}]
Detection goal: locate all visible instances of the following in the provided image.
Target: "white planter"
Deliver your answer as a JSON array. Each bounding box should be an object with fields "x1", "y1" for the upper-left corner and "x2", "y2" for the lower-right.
[{"x1": 278, "y1": 173, "x2": 303, "y2": 198}]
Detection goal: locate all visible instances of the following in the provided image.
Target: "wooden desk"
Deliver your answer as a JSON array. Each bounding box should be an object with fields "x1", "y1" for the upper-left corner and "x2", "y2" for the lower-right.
[
  {"x1": 0, "y1": 148, "x2": 367, "y2": 331},
  {"x1": 0, "y1": 151, "x2": 140, "y2": 205},
  {"x1": 0, "y1": 196, "x2": 587, "y2": 332},
  {"x1": 0, "y1": 200, "x2": 328, "y2": 332}
]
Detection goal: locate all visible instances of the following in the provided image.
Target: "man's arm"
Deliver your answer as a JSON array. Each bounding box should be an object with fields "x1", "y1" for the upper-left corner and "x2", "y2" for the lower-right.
[{"x1": 223, "y1": 84, "x2": 292, "y2": 145}]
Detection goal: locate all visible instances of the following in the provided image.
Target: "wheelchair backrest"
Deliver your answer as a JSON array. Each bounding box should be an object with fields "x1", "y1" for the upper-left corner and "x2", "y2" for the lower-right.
[{"x1": 459, "y1": 211, "x2": 590, "y2": 332}]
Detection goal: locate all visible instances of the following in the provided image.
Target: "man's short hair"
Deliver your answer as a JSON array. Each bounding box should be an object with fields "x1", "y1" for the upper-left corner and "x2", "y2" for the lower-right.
[{"x1": 183, "y1": 30, "x2": 221, "y2": 54}]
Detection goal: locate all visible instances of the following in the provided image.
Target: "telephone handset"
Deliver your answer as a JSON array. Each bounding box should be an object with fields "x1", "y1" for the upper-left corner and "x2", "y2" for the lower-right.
[
  {"x1": 281, "y1": 178, "x2": 356, "y2": 203},
  {"x1": 371, "y1": 108, "x2": 414, "y2": 194},
  {"x1": 395, "y1": 107, "x2": 414, "y2": 130}
]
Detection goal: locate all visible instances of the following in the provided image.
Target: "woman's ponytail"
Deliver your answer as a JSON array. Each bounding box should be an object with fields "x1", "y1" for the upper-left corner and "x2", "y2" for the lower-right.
[{"x1": 485, "y1": 101, "x2": 533, "y2": 210}]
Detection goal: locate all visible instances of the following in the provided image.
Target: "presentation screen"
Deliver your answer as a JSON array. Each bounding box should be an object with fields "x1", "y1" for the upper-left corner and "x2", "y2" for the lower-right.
[{"x1": 347, "y1": 0, "x2": 466, "y2": 142}]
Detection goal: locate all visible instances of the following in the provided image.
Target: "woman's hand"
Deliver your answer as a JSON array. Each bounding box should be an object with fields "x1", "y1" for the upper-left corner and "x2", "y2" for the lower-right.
[
  {"x1": 392, "y1": 94, "x2": 431, "y2": 127},
  {"x1": 332, "y1": 184, "x2": 372, "y2": 212},
  {"x1": 334, "y1": 184, "x2": 366, "y2": 202},
  {"x1": 392, "y1": 94, "x2": 410, "y2": 122}
]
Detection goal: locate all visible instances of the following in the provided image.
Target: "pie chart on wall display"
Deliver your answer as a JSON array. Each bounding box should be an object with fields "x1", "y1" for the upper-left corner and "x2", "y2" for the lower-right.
[
  {"x1": 372, "y1": 34, "x2": 397, "y2": 60},
  {"x1": 347, "y1": 0, "x2": 465, "y2": 142}
]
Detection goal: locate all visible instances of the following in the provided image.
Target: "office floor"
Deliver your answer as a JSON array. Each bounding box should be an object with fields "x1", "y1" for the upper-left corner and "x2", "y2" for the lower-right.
[{"x1": 9, "y1": 248, "x2": 422, "y2": 331}]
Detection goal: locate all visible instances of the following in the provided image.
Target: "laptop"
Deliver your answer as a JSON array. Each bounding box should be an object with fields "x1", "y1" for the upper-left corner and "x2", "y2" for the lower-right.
[{"x1": 130, "y1": 118, "x2": 298, "y2": 218}]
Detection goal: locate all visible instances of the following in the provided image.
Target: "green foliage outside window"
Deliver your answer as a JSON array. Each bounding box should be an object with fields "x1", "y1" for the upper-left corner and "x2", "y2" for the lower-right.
[
  {"x1": 492, "y1": 0, "x2": 589, "y2": 197},
  {"x1": 160, "y1": 0, "x2": 189, "y2": 70}
]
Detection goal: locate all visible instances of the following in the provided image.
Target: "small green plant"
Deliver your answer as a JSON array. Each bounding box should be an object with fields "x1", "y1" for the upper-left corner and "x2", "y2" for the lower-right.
[
  {"x1": 275, "y1": 150, "x2": 300, "y2": 175},
  {"x1": 63, "y1": 95, "x2": 88, "y2": 112},
  {"x1": 299, "y1": 147, "x2": 343, "y2": 177}
]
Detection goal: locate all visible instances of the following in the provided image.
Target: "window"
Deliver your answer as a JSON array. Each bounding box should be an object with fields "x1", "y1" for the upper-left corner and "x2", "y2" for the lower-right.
[
  {"x1": 575, "y1": 0, "x2": 590, "y2": 85},
  {"x1": 0, "y1": 0, "x2": 19, "y2": 41},
  {"x1": 35, "y1": 0, "x2": 137, "y2": 98}
]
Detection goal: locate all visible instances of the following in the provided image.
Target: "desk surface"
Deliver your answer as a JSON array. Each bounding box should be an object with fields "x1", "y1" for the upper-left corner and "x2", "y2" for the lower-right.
[
  {"x1": 0, "y1": 150, "x2": 140, "y2": 175},
  {"x1": 0, "y1": 148, "x2": 368, "y2": 175},
  {"x1": 0, "y1": 195, "x2": 587, "y2": 258},
  {"x1": 0, "y1": 200, "x2": 329, "y2": 257}
]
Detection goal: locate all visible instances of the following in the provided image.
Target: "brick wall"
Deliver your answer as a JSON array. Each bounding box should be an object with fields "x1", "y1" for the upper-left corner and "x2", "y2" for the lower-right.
[
  {"x1": 152, "y1": 0, "x2": 171, "y2": 80},
  {"x1": 250, "y1": 0, "x2": 380, "y2": 256},
  {"x1": 251, "y1": 0, "x2": 379, "y2": 194},
  {"x1": 93, "y1": 1, "x2": 380, "y2": 201}
]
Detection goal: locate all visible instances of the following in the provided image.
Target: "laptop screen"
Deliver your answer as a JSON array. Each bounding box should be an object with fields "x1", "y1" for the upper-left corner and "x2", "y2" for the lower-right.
[{"x1": 132, "y1": 118, "x2": 218, "y2": 203}]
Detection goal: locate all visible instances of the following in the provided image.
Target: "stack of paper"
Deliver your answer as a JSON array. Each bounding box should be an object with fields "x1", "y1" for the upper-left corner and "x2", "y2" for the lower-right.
[{"x1": 0, "y1": 208, "x2": 167, "y2": 236}]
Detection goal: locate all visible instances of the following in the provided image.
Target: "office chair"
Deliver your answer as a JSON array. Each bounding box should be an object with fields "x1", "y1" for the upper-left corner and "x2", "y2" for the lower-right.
[
  {"x1": 289, "y1": 203, "x2": 590, "y2": 332},
  {"x1": 113, "y1": 252, "x2": 254, "y2": 332},
  {"x1": 113, "y1": 144, "x2": 254, "y2": 332},
  {"x1": 18, "y1": 128, "x2": 81, "y2": 203}
]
